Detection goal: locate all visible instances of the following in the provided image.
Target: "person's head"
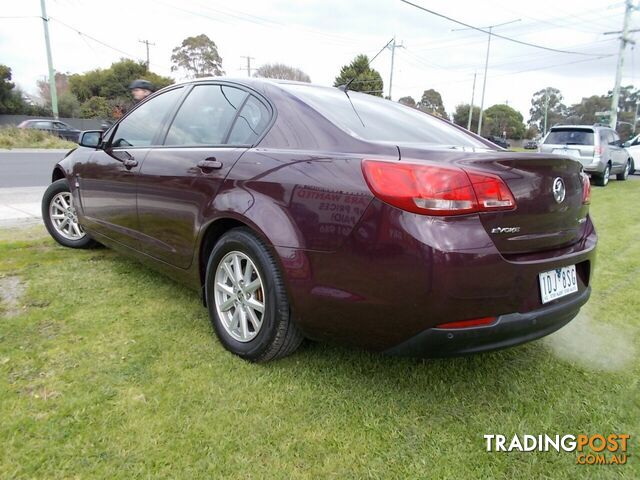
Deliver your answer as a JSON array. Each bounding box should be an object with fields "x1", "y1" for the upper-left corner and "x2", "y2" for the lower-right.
[{"x1": 128, "y1": 79, "x2": 154, "y2": 101}]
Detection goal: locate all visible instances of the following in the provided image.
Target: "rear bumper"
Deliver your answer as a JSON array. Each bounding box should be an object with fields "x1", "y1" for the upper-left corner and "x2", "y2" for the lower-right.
[{"x1": 385, "y1": 286, "x2": 590, "y2": 357}]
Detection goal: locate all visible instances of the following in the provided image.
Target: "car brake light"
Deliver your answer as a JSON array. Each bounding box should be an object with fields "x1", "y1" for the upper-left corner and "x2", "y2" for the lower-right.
[
  {"x1": 580, "y1": 171, "x2": 591, "y2": 204},
  {"x1": 361, "y1": 160, "x2": 516, "y2": 216},
  {"x1": 594, "y1": 145, "x2": 603, "y2": 155},
  {"x1": 435, "y1": 316, "x2": 497, "y2": 329}
]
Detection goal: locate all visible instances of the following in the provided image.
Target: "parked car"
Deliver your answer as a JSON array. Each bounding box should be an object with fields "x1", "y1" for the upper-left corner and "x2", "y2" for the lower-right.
[
  {"x1": 539, "y1": 125, "x2": 632, "y2": 186},
  {"x1": 524, "y1": 139, "x2": 538, "y2": 150},
  {"x1": 485, "y1": 135, "x2": 510, "y2": 149},
  {"x1": 17, "y1": 119, "x2": 81, "y2": 142},
  {"x1": 41, "y1": 78, "x2": 596, "y2": 362},
  {"x1": 622, "y1": 134, "x2": 639, "y2": 174}
]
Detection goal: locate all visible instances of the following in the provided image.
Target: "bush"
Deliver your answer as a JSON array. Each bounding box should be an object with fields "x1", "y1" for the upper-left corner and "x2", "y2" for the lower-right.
[{"x1": 0, "y1": 126, "x2": 76, "y2": 149}]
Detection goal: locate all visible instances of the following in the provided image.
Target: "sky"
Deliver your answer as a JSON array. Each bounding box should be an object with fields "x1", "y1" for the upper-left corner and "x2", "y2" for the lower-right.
[{"x1": 0, "y1": 0, "x2": 636, "y2": 124}]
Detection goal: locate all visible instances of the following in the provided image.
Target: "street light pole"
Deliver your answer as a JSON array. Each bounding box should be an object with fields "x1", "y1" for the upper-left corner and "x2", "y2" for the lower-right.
[{"x1": 39, "y1": 0, "x2": 58, "y2": 119}]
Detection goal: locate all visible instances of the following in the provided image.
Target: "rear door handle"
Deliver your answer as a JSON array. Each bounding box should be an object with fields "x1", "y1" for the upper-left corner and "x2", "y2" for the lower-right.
[{"x1": 197, "y1": 158, "x2": 223, "y2": 170}]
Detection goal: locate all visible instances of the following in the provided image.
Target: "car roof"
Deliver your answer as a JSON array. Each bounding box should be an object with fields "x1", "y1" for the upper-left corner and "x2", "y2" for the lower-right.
[{"x1": 166, "y1": 76, "x2": 332, "y2": 93}]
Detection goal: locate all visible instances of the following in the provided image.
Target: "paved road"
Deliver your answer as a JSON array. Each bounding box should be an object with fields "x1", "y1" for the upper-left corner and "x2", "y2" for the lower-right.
[{"x1": 0, "y1": 149, "x2": 69, "y2": 188}]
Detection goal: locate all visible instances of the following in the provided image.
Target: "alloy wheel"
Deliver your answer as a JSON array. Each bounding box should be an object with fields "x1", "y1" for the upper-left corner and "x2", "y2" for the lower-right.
[
  {"x1": 49, "y1": 192, "x2": 85, "y2": 240},
  {"x1": 214, "y1": 251, "x2": 266, "y2": 343}
]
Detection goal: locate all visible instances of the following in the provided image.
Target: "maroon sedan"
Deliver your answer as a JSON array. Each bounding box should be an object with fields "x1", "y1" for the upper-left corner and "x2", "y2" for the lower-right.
[{"x1": 42, "y1": 78, "x2": 596, "y2": 362}]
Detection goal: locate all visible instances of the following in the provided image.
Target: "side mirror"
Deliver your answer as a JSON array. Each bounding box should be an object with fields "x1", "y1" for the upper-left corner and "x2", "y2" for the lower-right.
[{"x1": 79, "y1": 130, "x2": 103, "y2": 149}]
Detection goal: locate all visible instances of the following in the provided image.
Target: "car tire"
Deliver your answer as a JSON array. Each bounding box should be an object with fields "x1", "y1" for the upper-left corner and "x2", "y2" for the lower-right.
[
  {"x1": 594, "y1": 163, "x2": 611, "y2": 187},
  {"x1": 204, "y1": 228, "x2": 304, "y2": 362},
  {"x1": 42, "y1": 179, "x2": 96, "y2": 249},
  {"x1": 616, "y1": 160, "x2": 631, "y2": 181},
  {"x1": 630, "y1": 159, "x2": 636, "y2": 175}
]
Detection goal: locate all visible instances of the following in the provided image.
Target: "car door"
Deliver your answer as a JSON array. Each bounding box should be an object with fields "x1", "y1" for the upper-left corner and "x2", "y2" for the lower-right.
[
  {"x1": 33, "y1": 120, "x2": 54, "y2": 135},
  {"x1": 608, "y1": 130, "x2": 626, "y2": 170},
  {"x1": 53, "y1": 121, "x2": 75, "y2": 141},
  {"x1": 76, "y1": 86, "x2": 185, "y2": 249},
  {"x1": 136, "y1": 83, "x2": 272, "y2": 268}
]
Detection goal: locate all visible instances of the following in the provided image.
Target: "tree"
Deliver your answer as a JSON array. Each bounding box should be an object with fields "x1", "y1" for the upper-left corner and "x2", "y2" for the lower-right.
[
  {"x1": 333, "y1": 55, "x2": 383, "y2": 96},
  {"x1": 0, "y1": 64, "x2": 31, "y2": 114},
  {"x1": 398, "y1": 96, "x2": 416, "y2": 108},
  {"x1": 417, "y1": 89, "x2": 447, "y2": 117},
  {"x1": 254, "y1": 63, "x2": 311, "y2": 82},
  {"x1": 566, "y1": 95, "x2": 610, "y2": 125},
  {"x1": 79, "y1": 96, "x2": 111, "y2": 119},
  {"x1": 171, "y1": 34, "x2": 224, "y2": 78},
  {"x1": 483, "y1": 104, "x2": 526, "y2": 139},
  {"x1": 452, "y1": 103, "x2": 481, "y2": 130},
  {"x1": 528, "y1": 87, "x2": 566, "y2": 132}
]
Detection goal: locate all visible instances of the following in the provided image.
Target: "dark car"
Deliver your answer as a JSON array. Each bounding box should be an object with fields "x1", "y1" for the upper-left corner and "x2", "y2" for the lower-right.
[
  {"x1": 41, "y1": 78, "x2": 596, "y2": 362},
  {"x1": 485, "y1": 135, "x2": 511, "y2": 149},
  {"x1": 524, "y1": 139, "x2": 538, "y2": 150},
  {"x1": 18, "y1": 119, "x2": 81, "y2": 142}
]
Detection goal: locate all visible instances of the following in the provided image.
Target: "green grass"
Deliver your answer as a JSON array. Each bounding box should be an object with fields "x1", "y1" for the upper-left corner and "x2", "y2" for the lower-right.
[
  {"x1": 0, "y1": 126, "x2": 75, "y2": 149},
  {"x1": 0, "y1": 182, "x2": 638, "y2": 479}
]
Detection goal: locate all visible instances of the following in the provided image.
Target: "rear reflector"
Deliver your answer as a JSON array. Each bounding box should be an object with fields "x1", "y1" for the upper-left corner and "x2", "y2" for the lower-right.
[
  {"x1": 435, "y1": 316, "x2": 497, "y2": 329},
  {"x1": 361, "y1": 160, "x2": 516, "y2": 216}
]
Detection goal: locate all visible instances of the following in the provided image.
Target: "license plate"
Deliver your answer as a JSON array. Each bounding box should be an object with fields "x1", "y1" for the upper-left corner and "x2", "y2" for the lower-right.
[
  {"x1": 552, "y1": 148, "x2": 580, "y2": 158},
  {"x1": 538, "y1": 265, "x2": 578, "y2": 304}
]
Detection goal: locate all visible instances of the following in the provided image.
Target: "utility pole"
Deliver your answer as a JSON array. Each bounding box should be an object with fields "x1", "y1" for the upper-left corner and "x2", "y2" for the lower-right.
[
  {"x1": 39, "y1": 0, "x2": 58, "y2": 119},
  {"x1": 467, "y1": 72, "x2": 477, "y2": 131},
  {"x1": 241, "y1": 56, "x2": 255, "y2": 77},
  {"x1": 138, "y1": 39, "x2": 155, "y2": 71},
  {"x1": 387, "y1": 36, "x2": 404, "y2": 100},
  {"x1": 543, "y1": 88, "x2": 550, "y2": 136},
  {"x1": 606, "y1": 0, "x2": 637, "y2": 130},
  {"x1": 472, "y1": 19, "x2": 521, "y2": 135}
]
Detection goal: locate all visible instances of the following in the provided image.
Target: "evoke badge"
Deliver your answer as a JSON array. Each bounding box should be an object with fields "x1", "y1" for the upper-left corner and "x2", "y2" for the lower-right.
[
  {"x1": 552, "y1": 177, "x2": 566, "y2": 204},
  {"x1": 491, "y1": 227, "x2": 521, "y2": 234}
]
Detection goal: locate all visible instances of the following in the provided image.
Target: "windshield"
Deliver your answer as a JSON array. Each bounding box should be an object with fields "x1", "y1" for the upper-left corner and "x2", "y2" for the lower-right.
[
  {"x1": 280, "y1": 84, "x2": 487, "y2": 148},
  {"x1": 544, "y1": 129, "x2": 594, "y2": 146}
]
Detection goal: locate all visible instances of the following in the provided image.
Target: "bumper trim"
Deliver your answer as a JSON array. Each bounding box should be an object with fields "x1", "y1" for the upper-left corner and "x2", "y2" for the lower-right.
[{"x1": 385, "y1": 286, "x2": 591, "y2": 357}]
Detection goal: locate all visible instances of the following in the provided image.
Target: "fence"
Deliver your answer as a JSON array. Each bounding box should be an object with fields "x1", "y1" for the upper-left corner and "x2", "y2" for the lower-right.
[{"x1": 0, "y1": 115, "x2": 104, "y2": 130}]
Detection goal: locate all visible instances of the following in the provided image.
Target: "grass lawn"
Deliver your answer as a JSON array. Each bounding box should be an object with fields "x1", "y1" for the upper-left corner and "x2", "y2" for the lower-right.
[
  {"x1": 0, "y1": 181, "x2": 638, "y2": 479},
  {"x1": 0, "y1": 126, "x2": 75, "y2": 149}
]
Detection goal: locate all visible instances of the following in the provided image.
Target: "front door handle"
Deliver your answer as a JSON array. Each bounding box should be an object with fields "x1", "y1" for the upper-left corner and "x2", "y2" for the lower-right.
[{"x1": 197, "y1": 158, "x2": 223, "y2": 170}]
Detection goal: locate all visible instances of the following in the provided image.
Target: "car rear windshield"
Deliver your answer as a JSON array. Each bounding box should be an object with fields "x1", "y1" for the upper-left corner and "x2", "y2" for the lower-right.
[
  {"x1": 544, "y1": 129, "x2": 594, "y2": 146},
  {"x1": 280, "y1": 84, "x2": 486, "y2": 148}
]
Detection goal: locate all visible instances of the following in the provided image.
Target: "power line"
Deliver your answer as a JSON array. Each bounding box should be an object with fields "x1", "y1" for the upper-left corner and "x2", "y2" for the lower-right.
[
  {"x1": 399, "y1": 0, "x2": 613, "y2": 57},
  {"x1": 51, "y1": 18, "x2": 137, "y2": 59}
]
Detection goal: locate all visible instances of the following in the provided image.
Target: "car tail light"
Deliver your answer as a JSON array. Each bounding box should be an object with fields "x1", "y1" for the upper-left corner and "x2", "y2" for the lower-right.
[
  {"x1": 361, "y1": 160, "x2": 516, "y2": 216},
  {"x1": 580, "y1": 171, "x2": 591, "y2": 204},
  {"x1": 594, "y1": 145, "x2": 603, "y2": 156},
  {"x1": 435, "y1": 316, "x2": 497, "y2": 329}
]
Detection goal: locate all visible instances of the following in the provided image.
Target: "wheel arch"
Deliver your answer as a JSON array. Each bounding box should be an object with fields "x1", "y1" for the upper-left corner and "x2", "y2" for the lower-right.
[{"x1": 52, "y1": 166, "x2": 66, "y2": 183}]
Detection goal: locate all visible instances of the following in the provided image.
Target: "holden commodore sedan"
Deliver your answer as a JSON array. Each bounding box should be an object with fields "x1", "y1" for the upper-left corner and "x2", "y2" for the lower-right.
[{"x1": 42, "y1": 78, "x2": 596, "y2": 362}]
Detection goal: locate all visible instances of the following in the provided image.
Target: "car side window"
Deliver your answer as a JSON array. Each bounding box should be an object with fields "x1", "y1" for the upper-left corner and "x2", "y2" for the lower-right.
[
  {"x1": 34, "y1": 121, "x2": 52, "y2": 129},
  {"x1": 54, "y1": 122, "x2": 66, "y2": 129},
  {"x1": 227, "y1": 95, "x2": 271, "y2": 145},
  {"x1": 111, "y1": 87, "x2": 184, "y2": 148},
  {"x1": 164, "y1": 85, "x2": 248, "y2": 146}
]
